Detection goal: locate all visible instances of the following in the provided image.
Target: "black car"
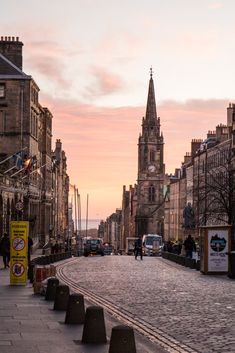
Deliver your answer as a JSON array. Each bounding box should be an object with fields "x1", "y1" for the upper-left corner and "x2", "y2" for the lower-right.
[{"x1": 83, "y1": 238, "x2": 104, "y2": 257}]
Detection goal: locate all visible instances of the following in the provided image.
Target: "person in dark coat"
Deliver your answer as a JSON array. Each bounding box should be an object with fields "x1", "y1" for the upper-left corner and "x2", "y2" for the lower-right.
[
  {"x1": 183, "y1": 234, "x2": 196, "y2": 258},
  {"x1": 28, "y1": 236, "x2": 33, "y2": 263},
  {"x1": 134, "y1": 236, "x2": 143, "y2": 260},
  {"x1": 0, "y1": 232, "x2": 10, "y2": 268}
]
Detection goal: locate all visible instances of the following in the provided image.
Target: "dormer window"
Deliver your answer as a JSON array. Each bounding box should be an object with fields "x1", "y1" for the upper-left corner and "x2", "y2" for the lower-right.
[{"x1": 0, "y1": 84, "x2": 5, "y2": 98}]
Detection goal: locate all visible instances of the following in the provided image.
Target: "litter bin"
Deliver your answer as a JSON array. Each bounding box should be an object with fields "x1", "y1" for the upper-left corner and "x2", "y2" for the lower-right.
[{"x1": 228, "y1": 251, "x2": 235, "y2": 279}]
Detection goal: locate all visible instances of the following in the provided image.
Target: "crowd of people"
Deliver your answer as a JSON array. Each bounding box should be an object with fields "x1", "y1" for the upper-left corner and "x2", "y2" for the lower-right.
[{"x1": 163, "y1": 234, "x2": 197, "y2": 259}]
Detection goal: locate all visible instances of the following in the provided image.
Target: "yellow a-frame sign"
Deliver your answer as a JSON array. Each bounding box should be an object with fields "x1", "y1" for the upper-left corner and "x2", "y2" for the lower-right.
[{"x1": 10, "y1": 221, "x2": 29, "y2": 285}]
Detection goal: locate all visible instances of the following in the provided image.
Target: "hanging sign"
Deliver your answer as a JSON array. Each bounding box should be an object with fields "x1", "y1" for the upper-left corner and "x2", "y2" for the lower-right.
[{"x1": 10, "y1": 221, "x2": 29, "y2": 285}]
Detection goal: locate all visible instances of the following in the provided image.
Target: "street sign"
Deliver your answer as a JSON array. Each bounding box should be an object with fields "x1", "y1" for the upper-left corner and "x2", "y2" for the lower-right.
[
  {"x1": 10, "y1": 221, "x2": 29, "y2": 285},
  {"x1": 15, "y1": 201, "x2": 23, "y2": 211}
]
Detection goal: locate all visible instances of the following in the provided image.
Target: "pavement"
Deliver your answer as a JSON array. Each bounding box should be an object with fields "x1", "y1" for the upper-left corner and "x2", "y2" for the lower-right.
[{"x1": 0, "y1": 251, "x2": 164, "y2": 353}]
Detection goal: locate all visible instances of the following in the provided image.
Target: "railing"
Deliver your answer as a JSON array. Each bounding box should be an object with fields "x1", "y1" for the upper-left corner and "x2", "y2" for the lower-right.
[
  {"x1": 162, "y1": 251, "x2": 200, "y2": 270},
  {"x1": 28, "y1": 251, "x2": 72, "y2": 282}
]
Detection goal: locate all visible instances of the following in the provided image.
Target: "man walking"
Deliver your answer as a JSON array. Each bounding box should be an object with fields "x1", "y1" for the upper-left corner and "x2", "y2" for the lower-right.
[
  {"x1": 183, "y1": 234, "x2": 196, "y2": 259},
  {"x1": 134, "y1": 236, "x2": 143, "y2": 260}
]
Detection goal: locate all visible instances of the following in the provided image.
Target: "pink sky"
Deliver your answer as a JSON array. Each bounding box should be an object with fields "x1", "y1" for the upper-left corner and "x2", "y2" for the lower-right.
[{"x1": 41, "y1": 93, "x2": 229, "y2": 220}]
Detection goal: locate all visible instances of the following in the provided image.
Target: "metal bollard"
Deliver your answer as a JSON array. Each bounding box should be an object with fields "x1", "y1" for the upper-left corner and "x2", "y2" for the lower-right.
[
  {"x1": 45, "y1": 278, "x2": 59, "y2": 301},
  {"x1": 65, "y1": 293, "x2": 85, "y2": 324},
  {"x1": 82, "y1": 306, "x2": 107, "y2": 344},
  {"x1": 53, "y1": 285, "x2": 70, "y2": 311},
  {"x1": 109, "y1": 325, "x2": 137, "y2": 353}
]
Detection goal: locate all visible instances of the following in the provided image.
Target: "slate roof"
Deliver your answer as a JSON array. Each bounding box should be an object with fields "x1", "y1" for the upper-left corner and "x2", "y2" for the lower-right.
[{"x1": 0, "y1": 53, "x2": 31, "y2": 79}]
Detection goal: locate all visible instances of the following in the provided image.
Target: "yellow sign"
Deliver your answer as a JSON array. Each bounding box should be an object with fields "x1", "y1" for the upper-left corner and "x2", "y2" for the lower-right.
[{"x1": 10, "y1": 221, "x2": 29, "y2": 285}]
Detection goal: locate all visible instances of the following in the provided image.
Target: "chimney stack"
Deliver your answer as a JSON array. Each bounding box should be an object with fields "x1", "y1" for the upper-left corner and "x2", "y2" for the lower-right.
[
  {"x1": 0, "y1": 36, "x2": 23, "y2": 70},
  {"x1": 191, "y1": 139, "x2": 203, "y2": 158}
]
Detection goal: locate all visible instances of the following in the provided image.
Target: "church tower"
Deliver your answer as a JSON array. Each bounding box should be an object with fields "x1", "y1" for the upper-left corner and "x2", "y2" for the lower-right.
[{"x1": 136, "y1": 69, "x2": 165, "y2": 236}]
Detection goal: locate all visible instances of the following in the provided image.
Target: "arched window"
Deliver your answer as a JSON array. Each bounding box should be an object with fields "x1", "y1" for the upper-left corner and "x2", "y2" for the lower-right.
[{"x1": 148, "y1": 185, "x2": 155, "y2": 202}]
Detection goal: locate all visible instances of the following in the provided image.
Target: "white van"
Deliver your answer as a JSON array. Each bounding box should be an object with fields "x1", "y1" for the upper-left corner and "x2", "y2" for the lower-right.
[{"x1": 142, "y1": 234, "x2": 163, "y2": 256}]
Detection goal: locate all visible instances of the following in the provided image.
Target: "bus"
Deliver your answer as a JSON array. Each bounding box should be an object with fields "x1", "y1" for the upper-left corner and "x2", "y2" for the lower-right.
[{"x1": 142, "y1": 234, "x2": 163, "y2": 256}]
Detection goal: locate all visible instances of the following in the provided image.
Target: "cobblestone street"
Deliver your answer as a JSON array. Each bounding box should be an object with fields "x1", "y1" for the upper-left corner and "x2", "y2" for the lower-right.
[{"x1": 63, "y1": 256, "x2": 235, "y2": 353}]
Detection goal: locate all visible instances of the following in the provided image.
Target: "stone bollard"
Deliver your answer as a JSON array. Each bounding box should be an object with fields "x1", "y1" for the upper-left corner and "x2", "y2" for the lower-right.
[
  {"x1": 53, "y1": 285, "x2": 70, "y2": 311},
  {"x1": 82, "y1": 306, "x2": 107, "y2": 344},
  {"x1": 65, "y1": 293, "x2": 85, "y2": 324},
  {"x1": 45, "y1": 278, "x2": 59, "y2": 301},
  {"x1": 109, "y1": 325, "x2": 136, "y2": 353}
]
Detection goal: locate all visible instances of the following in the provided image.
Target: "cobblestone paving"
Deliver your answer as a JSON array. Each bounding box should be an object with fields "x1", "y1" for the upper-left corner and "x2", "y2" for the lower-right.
[{"x1": 63, "y1": 256, "x2": 235, "y2": 353}]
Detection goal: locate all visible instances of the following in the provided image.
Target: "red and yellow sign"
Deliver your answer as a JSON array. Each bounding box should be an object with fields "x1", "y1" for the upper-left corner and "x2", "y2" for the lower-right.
[{"x1": 10, "y1": 221, "x2": 29, "y2": 285}]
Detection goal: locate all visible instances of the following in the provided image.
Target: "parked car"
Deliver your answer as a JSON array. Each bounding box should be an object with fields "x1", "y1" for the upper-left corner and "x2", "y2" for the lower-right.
[{"x1": 83, "y1": 238, "x2": 104, "y2": 257}]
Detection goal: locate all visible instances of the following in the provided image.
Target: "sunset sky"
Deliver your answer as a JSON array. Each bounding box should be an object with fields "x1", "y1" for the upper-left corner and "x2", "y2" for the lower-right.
[{"x1": 1, "y1": 0, "x2": 235, "y2": 220}]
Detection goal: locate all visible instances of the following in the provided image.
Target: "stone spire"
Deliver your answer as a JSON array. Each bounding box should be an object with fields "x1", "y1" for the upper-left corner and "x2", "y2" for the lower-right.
[{"x1": 145, "y1": 67, "x2": 157, "y2": 121}]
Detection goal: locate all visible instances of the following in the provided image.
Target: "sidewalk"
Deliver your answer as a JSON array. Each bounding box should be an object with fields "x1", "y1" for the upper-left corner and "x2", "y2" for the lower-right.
[{"x1": 0, "y1": 255, "x2": 164, "y2": 353}]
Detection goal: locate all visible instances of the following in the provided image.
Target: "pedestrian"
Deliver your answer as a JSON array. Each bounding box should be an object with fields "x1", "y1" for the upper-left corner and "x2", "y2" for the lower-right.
[
  {"x1": 28, "y1": 235, "x2": 33, "y2": 263},
  {"x1": 183, "y1": 234, "x2": 196, "y2": 259},
  {"x1": 54, "y1": 241, "x2": 59, "y2": 254},
  {"x1": 0, "y1": 232, "x2": 10, "y2": 269},
  {"x1": 50, "y1": 238, "x2": 56, "y2": 254},
  {"x1": 134, "y1": 236, "x2": 143, "y2": 260}
]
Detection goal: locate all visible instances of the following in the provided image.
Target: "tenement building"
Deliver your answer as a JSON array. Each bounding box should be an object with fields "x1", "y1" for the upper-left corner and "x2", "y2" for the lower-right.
[
  {"x1": 0, "y1": 36, "x2": 69, "y2": 248},
  {"x1": 164, "y1": 104, "x2": 235, "y2": 246},
  {"x1": 135, "y1": 70, "x2": 165, "y2": 236},
  {"x1": 192, "y1": 107, "x2": 235, "y2": 247}
]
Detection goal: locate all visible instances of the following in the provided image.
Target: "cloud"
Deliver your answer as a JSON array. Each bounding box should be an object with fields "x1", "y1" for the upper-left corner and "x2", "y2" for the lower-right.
[
  {"x1": 23, "y1": 37, "x2": 83, "y2": 90},
  {"x1": 159, "y1": 98, "x2": 229, "y2": 172},
  {"x1": 208, "y1": 3, "x2": 223, "y2": 10},
  {"x1": 24, "y1": 49, "x2": 68, "y2": 88},
  {"x1": 40, "y1": 94, "x2": 231, "y2": 218},
  {"x1": 83, "y1": 66, "x2": 126, "y2": 98}
]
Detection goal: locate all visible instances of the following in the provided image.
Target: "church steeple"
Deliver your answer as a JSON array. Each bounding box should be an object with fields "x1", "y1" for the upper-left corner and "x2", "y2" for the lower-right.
[
  {"x1": 145, "y1": 67, "x2": 157, "y2": 121},
  {"x1": 136, "y1": 69, "x2": 165, "y2": 237}
]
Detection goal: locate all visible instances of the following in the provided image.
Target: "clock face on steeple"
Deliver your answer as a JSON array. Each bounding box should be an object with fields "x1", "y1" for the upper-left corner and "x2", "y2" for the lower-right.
[{"x1": 148, "y1": 165, "x2": 156, "y2": 173}]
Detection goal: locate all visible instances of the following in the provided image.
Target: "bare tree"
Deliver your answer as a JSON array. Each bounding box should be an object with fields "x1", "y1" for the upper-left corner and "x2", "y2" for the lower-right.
[{"x1": 193, "y1": 140, "x2": 235, "y2": 245}]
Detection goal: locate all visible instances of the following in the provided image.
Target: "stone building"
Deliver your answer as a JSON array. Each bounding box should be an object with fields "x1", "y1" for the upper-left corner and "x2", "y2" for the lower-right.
[
  {"x1": 0, "y1": 36, "x2": 69, "y2": 248},
  {"x1": 136, "y1": 70, "x2": 165, "y2": 236},
  {"x1": 164, "y1": 105, "x2": 235, "y2": 246},
  {"x1": 102, "y1": 209, "x2": 122, "y2": 252},
  {"x1": 52, "y1": 139, "x2": 69, "y2": 244},
  {"x1": 193, "y1": 106, "x2": 235, "y2": 246},
  {"x1": 164, "y1": 140, "x2": 202, "y2": 243},
  {"x1": 120, "y1": 184, "x2": 137, "y2": 250}
]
